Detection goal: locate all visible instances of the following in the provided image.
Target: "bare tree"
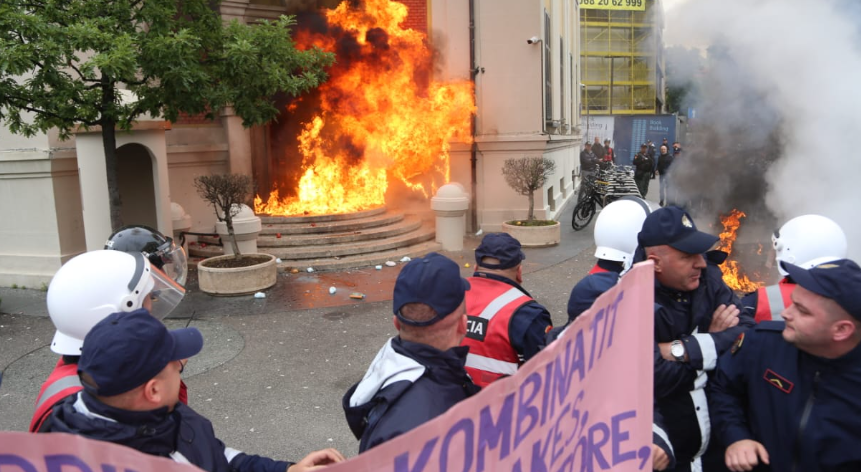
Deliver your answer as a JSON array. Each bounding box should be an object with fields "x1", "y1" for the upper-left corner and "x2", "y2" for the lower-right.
[
  {"x1": 194, "y1": 174, "x2": 254, "y2": 258},
  {"x1": 502, "y1": 157, "x2": 557, "y2": 221}
]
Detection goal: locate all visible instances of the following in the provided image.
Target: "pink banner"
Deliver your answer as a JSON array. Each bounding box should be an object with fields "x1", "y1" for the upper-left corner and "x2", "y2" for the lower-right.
[
  {"x1": 331, "y1": 261, "x2": 656, "y2": 472},
  {"x1": 0, "y1": 431, "x2": 203, "y2": 471},
  {"x1": 0, "y1": 262, "x2": 655, "y2": 472}
]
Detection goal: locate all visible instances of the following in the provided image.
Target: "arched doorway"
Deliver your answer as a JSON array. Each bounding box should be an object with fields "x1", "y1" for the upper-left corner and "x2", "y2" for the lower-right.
[{"x1": 116, "y1": 143, "x2": 158, "y2": 228}]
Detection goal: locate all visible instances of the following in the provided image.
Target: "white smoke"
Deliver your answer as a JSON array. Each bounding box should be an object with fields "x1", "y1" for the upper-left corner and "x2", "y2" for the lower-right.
[{"x1": 665, "y1": 0, "x2": 861, "y2": 261}]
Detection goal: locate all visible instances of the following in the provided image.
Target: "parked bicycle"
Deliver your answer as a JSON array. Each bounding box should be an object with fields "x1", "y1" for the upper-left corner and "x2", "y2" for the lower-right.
[{"x1": 571, "y1": 164, "x2": 641, "y2": 231}]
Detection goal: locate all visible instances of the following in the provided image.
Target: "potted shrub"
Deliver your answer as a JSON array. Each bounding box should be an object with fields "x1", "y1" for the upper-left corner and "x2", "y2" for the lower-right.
[
  {"x1": 193, "y1": 173, "x2": 277, "y2": 295},
  {"x1": 500, "y1": 156, "x2": 561, "y2": 247}
]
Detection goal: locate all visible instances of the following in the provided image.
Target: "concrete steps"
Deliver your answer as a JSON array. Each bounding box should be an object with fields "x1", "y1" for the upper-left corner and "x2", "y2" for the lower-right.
[{"x1": 188, "y1": 207, "x2": 441, "y2": 271}]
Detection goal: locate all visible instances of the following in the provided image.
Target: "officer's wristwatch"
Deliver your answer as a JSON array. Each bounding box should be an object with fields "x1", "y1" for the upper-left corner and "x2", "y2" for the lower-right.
[{"x1": 670, "y1": 340, "x2": 687, "y2": 362}]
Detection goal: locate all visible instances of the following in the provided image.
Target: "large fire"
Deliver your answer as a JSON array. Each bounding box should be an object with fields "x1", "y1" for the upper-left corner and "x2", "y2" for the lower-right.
[
  {"x1": 716, "y1": 209, "x2": 765, "y2": 293},
  {"x1": 254, "y1": 0, "x2": 475, "y2": 216}
]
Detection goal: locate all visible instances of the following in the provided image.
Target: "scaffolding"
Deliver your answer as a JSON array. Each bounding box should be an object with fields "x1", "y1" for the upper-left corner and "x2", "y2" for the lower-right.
[{"x1": 580, "y1": 0, "x2": 664, "y2": 115}]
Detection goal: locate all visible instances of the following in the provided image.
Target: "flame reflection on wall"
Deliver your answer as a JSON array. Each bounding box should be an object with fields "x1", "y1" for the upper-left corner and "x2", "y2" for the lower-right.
[{"x1": 254, "y1": 0, "x2": 475, "y2": 216}]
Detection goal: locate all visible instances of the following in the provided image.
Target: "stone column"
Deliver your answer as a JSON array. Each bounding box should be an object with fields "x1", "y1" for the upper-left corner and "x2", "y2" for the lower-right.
[{"x1": 220, "y1": 107, "x2": 253, "y2": 177}]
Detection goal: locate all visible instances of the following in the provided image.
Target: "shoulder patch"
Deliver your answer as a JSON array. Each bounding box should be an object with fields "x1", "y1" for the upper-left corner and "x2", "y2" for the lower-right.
[
  {"x1": 730, "y1": 332, "x2": 745, "y2": 355},
  {"x1": 763, "y1": 369, "x2": 794, "y2": 394}
]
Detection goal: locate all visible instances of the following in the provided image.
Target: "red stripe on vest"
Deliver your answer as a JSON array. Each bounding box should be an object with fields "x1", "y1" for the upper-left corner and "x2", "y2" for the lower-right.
[
  {"x1": 588, "y1": 264, "x2": 611, "y2": 275},
  {"x1": 30, "y1": 359, "x2": 190, "y2": 432},
  {"x1": 754, "y1": 279, "x2": 795, "y2": 323},
  {"x1": 461, "y1": 277, "x2": 532, "y2": 387},
  {"x1": 30, "y1": 358, "x2": 81, "y2": 432}
]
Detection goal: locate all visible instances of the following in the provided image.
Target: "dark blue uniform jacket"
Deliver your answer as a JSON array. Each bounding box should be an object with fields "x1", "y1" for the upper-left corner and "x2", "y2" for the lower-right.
[
  {"x1": 545, "y1": 267, "x2": 619, "y2": 345},
  {"x1": 652, "y1": 258, "x2": 753, "y2": 465},
  {"x1": 709, "y1": 321, "x2": 861, "y2": 472},
  {"x1": 343, "y1": 336, "x2": 479, "y2": 453},
  {"x1": 46, "y1": 391, "x2": 290, "y2": 472}
]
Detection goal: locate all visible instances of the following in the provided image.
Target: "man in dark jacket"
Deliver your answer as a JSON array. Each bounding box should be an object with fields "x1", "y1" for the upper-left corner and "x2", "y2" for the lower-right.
[
  {"x1": 709, "y1": 259, "x2": 861, "y2": 472},
  {"x1": 579, "y1": 142, "x2": 600, "y2": 201},
  {"x1": 632, "y1": 144, "x2": 653, "y2": 198},
  {"x1": 636, "y1": 206, "x2": 754, "y2": 472},
  {"x1": 44, "y1": 309, "x2": 343, "y2": 472},
  {"x1": 656, "y1": 145, "x2": 674, "y2": 207},
  {"x1": 343, "y1": 252, "x2": 479, "y2": 453},
  {"x1": 592, "y1": 136, "x2": 605, "y2": 160}
]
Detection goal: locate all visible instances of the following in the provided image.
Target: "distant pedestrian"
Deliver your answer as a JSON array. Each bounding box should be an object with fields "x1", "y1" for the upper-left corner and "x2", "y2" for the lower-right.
[
  {"x1": 344, "y1": 253, "x2": 479, "y2": 453},
  {"x1": 579, "y1": 142, "x2": 600, "y2": 200},
  {"x1": 592, "y1": 136, "x2": 605, "y2": 161},
  {"x1": 603, "y1": 139, "x2": 614, "y2": 164},
  {"x1": 656, "y1": 145, "x2": 674, "y2": 206},
  {"x1": 632, "y1": 144, "x2": 653, "y2": 198},
  {"x1": 673, "y1": 141, "x2": 682, "y2": 156},
  {"x1": 648, "y1": 140, "x2": 657, "y2": 178}
]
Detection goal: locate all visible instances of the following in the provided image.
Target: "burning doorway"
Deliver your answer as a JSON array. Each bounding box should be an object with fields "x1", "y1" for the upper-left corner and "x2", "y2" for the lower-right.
[{"x1": 254, "y1": 0, "x2": 475, "y2": 217}]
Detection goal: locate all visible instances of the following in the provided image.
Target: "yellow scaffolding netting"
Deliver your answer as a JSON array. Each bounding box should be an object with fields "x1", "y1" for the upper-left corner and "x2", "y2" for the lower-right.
[{"x1": 580, "y1": 1, "x2": 664, "y2": 115}]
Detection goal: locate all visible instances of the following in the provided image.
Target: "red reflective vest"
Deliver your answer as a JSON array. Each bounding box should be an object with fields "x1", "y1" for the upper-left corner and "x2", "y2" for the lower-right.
[
  {"x1": 29, "y1": 357, "x2": 190, "y2": 432},
  {"x1": 588, "y1": 263, "x2": 611, "y2": 275},
  {"x1": 754, "y1": 278, "x2": 795, "y2": 323},
  {"x1": 30, "y1": 358, "x2": 81, "y2": 432},
  {"x1": 460, "y1": 277, "x2": 532, "y2": 387}
]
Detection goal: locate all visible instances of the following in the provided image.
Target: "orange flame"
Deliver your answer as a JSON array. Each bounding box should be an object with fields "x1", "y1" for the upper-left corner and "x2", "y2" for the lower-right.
[
  {"x1": 254, "y1": 0, "x2": 475, "y2": 216},
  {"x1": 716, "y1": 209, "x2": 765, "y2": 292}
]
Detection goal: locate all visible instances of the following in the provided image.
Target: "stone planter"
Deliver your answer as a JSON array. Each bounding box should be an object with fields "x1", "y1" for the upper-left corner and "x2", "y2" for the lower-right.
[
  {"x1": 197, "y1": 253, "x2": 277, "y2": 296},
  {"x1": 502, "y1": 221, "x2": 561, "y2": 247}
]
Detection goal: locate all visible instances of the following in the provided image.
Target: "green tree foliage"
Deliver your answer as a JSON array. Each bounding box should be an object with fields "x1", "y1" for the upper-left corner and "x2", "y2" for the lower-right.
[
  {"x1": 502, "y1": 157, "x2": 557, "y2": 221},
  {"x1": 0, "y1": 0, "x2": 334, "y2": 229}
]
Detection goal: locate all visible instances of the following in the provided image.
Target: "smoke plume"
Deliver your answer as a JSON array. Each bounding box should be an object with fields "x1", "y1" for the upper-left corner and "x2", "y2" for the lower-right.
[{"x1": 664, "y1": 0, "x2": 861, "y2": 261}]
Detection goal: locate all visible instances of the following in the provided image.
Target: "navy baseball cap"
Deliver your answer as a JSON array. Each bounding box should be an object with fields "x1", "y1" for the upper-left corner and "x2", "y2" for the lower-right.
[
  {"x1": 393, "y1": 252, "x2": 470, "y2": 327},
  {"x1": 78, "y1": 309, "x2": 204, "y2": 396},
  {"x1": 781, "y1": 259, "x2": 861, "y2": 321},
  {"x1": 638, "y1": 206, "x2": 719, "y2": 254},
  {"x1": 475, "y1": 233, "x2": 525, "y2": 270}
]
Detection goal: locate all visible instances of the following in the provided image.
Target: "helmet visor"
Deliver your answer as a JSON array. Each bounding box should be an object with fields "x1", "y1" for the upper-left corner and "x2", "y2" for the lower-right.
[
  {"x1": 147, "y1": 265, "x2": 186, "y2": 320},
  {"x1": 158, "y1": 243, "x2": 188, "y2": 287}
]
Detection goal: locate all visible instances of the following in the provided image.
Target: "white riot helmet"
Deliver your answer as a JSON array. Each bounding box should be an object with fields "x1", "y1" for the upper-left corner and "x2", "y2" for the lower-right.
[
  {"x1": 47, "y1": 250, "x2": 186, "y2": 355},
  {"x1": 773, "y1": 215, "x2": 848, "y2": 277},
  {"x1": 594, "y1": 197, "x2": 653, "y2": 262}
]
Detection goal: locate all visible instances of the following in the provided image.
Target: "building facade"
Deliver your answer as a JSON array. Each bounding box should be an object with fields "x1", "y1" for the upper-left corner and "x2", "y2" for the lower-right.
[
  {"x1": 580, "y1": 0, "x2": 665, "y2": 116},
  {"x1": 0, "y1": 0, "x2": 583, "y2": 285}
]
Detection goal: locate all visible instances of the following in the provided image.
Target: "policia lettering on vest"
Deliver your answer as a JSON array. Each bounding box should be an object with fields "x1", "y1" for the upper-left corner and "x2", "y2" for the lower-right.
[{"x1": 466, "y1": 317, "x2": 488, "y2": 341}]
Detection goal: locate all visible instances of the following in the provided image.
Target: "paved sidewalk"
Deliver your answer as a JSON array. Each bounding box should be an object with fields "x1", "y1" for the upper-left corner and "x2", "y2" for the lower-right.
[{"x1": 0, "y1": 196, "x2": 614, "y2": 460}]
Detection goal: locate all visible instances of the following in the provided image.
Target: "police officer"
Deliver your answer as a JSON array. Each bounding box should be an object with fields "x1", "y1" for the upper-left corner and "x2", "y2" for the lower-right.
[
  {"x1": 547, "y1": 197, "x2": 652, "y2": 343},
  {"x1": 344, "y1": 253, "x2": 479, "y2": 452},
  {"x1": 43, "y1": 310, "x2": 345, "y2": 472},
  {"x1": 741, "y1": 215, "x2": 847, "y2": 323},
  {"x1": 633, "y1": 144, "x2": 654, "y2": 198},
  {"x1": 105, "y1": 224, "x2": 189, "y2": 286},
  {"x1": 636, "y1": 206, "x2": 755, "y2": 471},
  {"x1": 709, "y1": 259, "x2": 861, "y2": 472},
  {"x1": 30, "y1": 250, "x2": 186, "y2": 432},
  {"x1": 460, "y1": 233, "x2": 553, "y2": 387}
]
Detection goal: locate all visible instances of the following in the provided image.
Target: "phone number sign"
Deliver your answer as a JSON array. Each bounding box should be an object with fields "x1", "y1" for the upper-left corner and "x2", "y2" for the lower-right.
[{"x1": 579, "y1": 0, "x2": 646, "y2": 11}]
